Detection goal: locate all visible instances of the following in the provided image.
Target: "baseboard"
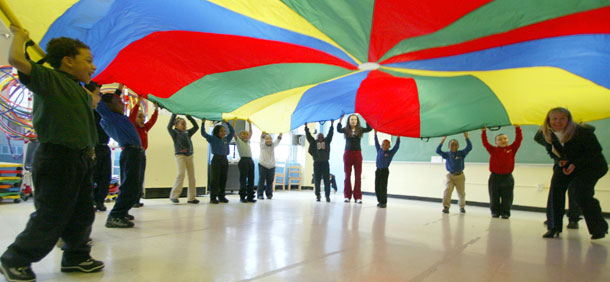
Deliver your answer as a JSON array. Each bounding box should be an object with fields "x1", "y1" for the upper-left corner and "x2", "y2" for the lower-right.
[
  {"x1": 144, "y1": 186, "x2": 313, "y2": 198},
  {"x1": 144, "y1": 187, "x2": 207, "y2": 199},
  {"x1": 361, "y1": 192, "x2": 610, "y2": 218}
]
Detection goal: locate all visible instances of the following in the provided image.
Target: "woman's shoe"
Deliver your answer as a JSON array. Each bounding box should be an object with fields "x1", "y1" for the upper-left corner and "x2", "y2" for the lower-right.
[{"x1": 542, "y1": 230, "x2": 561, "y2": 238}]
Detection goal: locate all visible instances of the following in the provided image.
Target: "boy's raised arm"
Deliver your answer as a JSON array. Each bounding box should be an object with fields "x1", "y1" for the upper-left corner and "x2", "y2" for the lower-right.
[{"x1": 8, "y1": 26, "x2": 32, "y2": 75}]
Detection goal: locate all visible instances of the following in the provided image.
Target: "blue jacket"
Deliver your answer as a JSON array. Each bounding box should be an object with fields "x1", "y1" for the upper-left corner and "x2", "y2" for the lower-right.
[
  {"x1": 436, "y1": 138, "x2": 472, "y2": 173},
  {"x1": 375, "y1": 135, "x2": 400, "y2": 169},
  {"x1": 96, "y1": 102, "x2": 141, "y2": 147},
  {"x1": 202, "y1": 122, "x2": 235, "y2": 156}
]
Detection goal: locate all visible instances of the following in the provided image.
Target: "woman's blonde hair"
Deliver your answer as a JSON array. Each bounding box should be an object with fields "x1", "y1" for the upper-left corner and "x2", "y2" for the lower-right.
[{"x1": 539, "y1": 107, "x2": 577, "y2": 144}]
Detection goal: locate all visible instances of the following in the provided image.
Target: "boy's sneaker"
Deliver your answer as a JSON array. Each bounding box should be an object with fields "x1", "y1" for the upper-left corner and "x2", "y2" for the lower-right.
[
  {"x1": 240, "y1": 198, "x2": 247, "y2": 203},
  {"x1": 105, "y1": 217, "x2": 134, "y2": 228},
  {"x1": 187, "y1": 199, "x2": 200, "y2": 204},
  {"x1": 124, "y1": 214, "x2": 135, "y2": 221},
  {"x1": 344, "y1": 198, "x2": 350, "y2": 203},
  {"x1": 170, "y1": 198, "x2": 179, "y2": 204},
  {"x1": 219, "y1": 198, "x2": 229, "y2": 203},
  {"x1": 133, "y1": 202, "x2": 144, "y2": 208},
  {"x1": 460, "y1": 208, "x2": 466, "y2": 213},
  {"x1": 326, "y1": 197, "x2": 330, "y2": 202},
  {"x1": 257, "y1": 196, "x2": 264, "y2": 200},
  {"x1": 501, "y1": 215, "x2": 510, "y2": 219},
  {"x1": 356, "y1": 199, "x2": 363, "y2": 204},
  {"x1": 0, "y1": 263, "x2": 35, "y2": 282},
  {"x1": 442, "y1": 206, "x2": 449, "y2": 213},
  {"x1": 61, "y1": 258, "x2": 104, "y2": 273},
  {"x1": 379, "y1": 203, "x2": 387, "y2": 208},
  {"x1": 210, "y1": 198, "x2": 219, "y2": 204},
  {"x1": 491, "y1": 213, "x2": 500, "y2": 218}
]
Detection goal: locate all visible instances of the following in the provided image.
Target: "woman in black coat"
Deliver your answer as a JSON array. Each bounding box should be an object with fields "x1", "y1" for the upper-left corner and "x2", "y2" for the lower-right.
[{"x1": 534, "y1": 107, "x2": 608, "y2": 239}]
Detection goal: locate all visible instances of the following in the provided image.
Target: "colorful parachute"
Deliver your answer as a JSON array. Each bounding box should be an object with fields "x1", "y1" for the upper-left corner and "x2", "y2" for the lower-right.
[{"x1": 2, "y1": 0, "x2": 610, "y2": 137}]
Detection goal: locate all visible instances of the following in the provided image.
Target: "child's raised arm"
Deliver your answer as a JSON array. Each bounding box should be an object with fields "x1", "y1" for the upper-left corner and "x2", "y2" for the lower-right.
[
  {"x1": 304, "y1": 123, "x2": 314, "y2": 143},
  {"x1": 145, "y1": 102, "x2": 159, "y2": 130},
  {"x1": 129, "y1": 95, "x2": 141, "y2": 123},
  {"x1": 391, "y1": 137, "x2": 400, "y2": 153},
  {"x1": 226, "y1": 120, "x2": 235, "y2": 141},
  {"x1": 326, "y1": 120, "x2": 334, "y2": 142},
  {"x1": 512, "y1": 125, "x2": 523, "y2": 149},
  {"x1": 247, "y1": 119, "x2": 253, "y2": 139},
  {"x1": 200, "y1": 118, "x2": 210, "y2": 138},
  {"x1": 274, "y1": 133, "x2": 282, "y2": 147},
  {"x1": 374, "y1": 130, "x2": 380, "y2": 151},
  {"x1": 481, "y1": 127, "x2": 493, "y2": 153},
  {"x1": 186, "y1": 115, "x2": 198, "y2": 136},
  {"x1": 8, "y1": 26, "x2": 31, "y2": 75}
]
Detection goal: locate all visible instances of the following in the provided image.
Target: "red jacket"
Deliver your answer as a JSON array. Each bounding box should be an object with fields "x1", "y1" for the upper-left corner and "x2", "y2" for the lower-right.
[
  {"x1": 129, "y1": 104, "x2": 158, "y2": 150},
  {"x1": 482, "y1": 127, "x2": 522, "y2": 174}
]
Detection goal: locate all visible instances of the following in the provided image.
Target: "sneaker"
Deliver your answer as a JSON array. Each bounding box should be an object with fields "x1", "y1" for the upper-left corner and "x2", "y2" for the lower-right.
[
  {"x1": 0, "y1": 263, "x2": 36, "y2": 282},
  {"x1": 187, "y1": 199, "x2": 200, "y2": 204},
  {"x1": 124, "y1": 214, "x2": 135, "y2": 221},
  {"x1": 326, "y1": 197, "x2": 330, "y2": 203},
  {"x1": 316, "y1": 197, "x2": 321, "y2": 202},
  {"x1": 442, "y1": 207, "x2": 449, "y2": 213},
  {"x1": 266, "y1": 195, "x2": 272, "y2": 200},
  {"x1": 61, "y1": 258, "x2": 104, "y2": 273},
  {"x1": 257, "y1": 196, "x2": 264, "y2": 200},
  {"x1": 344, "y1": 198, "x2": 350, "y2": 203},
  {"x1": 567, "y1": 221, "x2": 579, "y2": 229},
  {"x1": 379, "y1": 203, "x2": 387, "y2": 208},
  {"x1": 240, "y1": 198, "x2": 247, "y2": 203},
  {"x1": 87, "y1": 238, "x2": 94, "y2": 246},
  {"x1": 105, "y1": 217, "x2": 134, "y2": 228},
  {"x1": 219, "y1": 198, "x2": 229, "y2": 203},
  {"x1": 210, "y1": 198, "x2": 219, "y2": 204},
  {"x1": 247, "y1": 198, "x2": 257, "y2": 203},
  {"x1": 501, "y1": 215, "x2": 510, "y2": 219},
  {"x1": 492, "y1": 213, "x2": 500, "y2": 218},
  {"x1": 133, "y1": 202, "x2": 144, "y2": 208},
  {"x1": 95, "y1": 201, "x2": 107, "y2": 212},
  {"x1": 356, "y1": 199, "x2": 362, "y2": 204},
  {"x1": 170, "y1": 198, "x2": 179, "y2": 204},
  {"x1": 460, "y1": 208, "x2": 466, "y2": 213}
]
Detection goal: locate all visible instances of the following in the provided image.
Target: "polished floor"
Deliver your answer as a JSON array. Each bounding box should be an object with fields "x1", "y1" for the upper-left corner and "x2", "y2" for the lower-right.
[{"x1": 1, "y1": 191, "x2": 609, "y2": 282}]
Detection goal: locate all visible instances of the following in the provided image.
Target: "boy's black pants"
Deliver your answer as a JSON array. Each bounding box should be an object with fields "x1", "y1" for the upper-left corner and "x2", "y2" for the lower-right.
[
  {"x1": 488, "y1": 173, "x2": 514, "y2": 216},
  {"x1": 238, "y1": 157, "x2": 255, "y2": 200},
  {"x1": 210, "y1": 155, "x2": 228, "y2": 200},
  {"x1": 313, "y1": 161, "x2": 331, "y2": 198},
  {"x1": 375, "y1": 168, "x2": 389, "y2": 204},
  {"x1": 93, "y1": 144, "x2": 111, "y2": 203},
  {"x1": 110, "y1": 147, "x2": 145, "y2": 218},
  {"x1": 1, "y1": 143, "x2": 95, "y2": 266}
]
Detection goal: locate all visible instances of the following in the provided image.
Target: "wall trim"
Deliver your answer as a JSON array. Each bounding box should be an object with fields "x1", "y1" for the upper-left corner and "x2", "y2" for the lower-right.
[{"x1": 361, "y1": 192, "x2": 610, "y2": 218}]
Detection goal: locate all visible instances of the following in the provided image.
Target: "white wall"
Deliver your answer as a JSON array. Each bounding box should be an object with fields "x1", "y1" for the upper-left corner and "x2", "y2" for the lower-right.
[{"x1": 357, "y1": 161, "x2": 610, "y2": 209}]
